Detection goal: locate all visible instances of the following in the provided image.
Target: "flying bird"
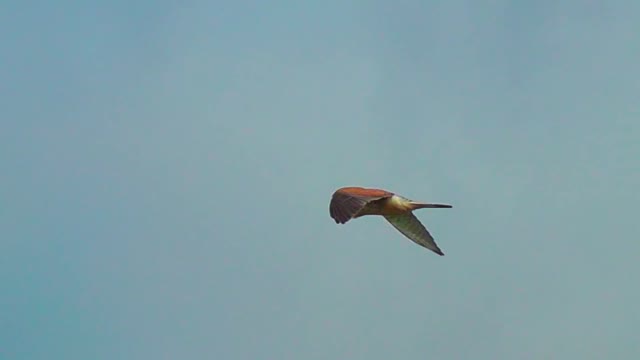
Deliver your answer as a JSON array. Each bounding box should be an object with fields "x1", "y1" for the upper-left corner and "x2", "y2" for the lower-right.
[{"x1": 329, "y1": 186, "x2": 452, "y2": 255}]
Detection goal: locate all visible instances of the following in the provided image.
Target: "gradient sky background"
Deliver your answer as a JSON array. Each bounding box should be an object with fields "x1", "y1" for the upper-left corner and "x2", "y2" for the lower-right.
[{"x1": 2, "y1": 1, "x2": 639, "y2": 359}]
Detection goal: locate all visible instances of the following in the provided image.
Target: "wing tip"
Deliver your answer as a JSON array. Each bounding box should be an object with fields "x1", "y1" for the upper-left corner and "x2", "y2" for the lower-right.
[{"x1": 329, "y1": 201, "x2": 352, "y2": 224}]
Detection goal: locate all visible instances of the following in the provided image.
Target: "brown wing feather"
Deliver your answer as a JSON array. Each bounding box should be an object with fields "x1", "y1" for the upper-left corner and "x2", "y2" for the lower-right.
[{"x1": 329, "y1": 187, "x2": 392, "y2": 224}]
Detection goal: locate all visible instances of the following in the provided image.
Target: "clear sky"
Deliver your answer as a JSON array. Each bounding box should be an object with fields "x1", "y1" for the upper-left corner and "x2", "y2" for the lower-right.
[{"x1": 2, "y1": 1, "x2": 639, "y2": 359}]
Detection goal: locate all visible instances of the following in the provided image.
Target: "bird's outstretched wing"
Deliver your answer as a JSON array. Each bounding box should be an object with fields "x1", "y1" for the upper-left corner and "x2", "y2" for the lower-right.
[
  {"x1": 329, "y1": 187, "x2": 392, "y2": 224},
  {"x1": 384, "y1": 213, "x2": 444, "y2": 256}
]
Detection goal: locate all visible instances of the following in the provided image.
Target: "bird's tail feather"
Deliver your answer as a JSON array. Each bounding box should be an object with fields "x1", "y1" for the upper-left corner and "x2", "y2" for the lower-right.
[{"x1": 410, "y1": 202, "x2": 452, "y2": 210}]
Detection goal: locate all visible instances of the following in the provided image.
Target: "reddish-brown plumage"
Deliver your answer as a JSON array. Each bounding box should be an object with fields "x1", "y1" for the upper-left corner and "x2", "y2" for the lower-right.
[
  {"x1": 334, "y1": 186, "x2": 394, "y2": 198},
  {"x1": 329, "y1": 186, "x2": 452, "y2": 256}
]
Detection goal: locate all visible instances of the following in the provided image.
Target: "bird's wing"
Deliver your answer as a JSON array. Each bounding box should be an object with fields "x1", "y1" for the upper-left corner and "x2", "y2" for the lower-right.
[
  {"x1": 329, "y1": 189, "x2": 391, "y2": 224},
  {"x1": 384, "y1": 213, "x2": 444, "y2": 256}
]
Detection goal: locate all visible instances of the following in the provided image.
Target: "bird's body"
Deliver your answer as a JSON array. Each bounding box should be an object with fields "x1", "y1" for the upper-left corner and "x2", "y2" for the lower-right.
[{"x1": 329, "y1": 186, "x2": 452, "y2": 256}]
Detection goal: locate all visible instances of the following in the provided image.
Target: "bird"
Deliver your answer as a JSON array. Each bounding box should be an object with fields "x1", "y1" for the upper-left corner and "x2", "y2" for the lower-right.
[{"x1": 329, "y1": 186, "x2": 452, "y2": 256}]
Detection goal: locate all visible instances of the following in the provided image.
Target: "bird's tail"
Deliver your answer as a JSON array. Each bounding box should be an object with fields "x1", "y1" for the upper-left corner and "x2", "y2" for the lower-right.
[{"x1": 409, "y1": 202, "x2": 452, "y2": 210}]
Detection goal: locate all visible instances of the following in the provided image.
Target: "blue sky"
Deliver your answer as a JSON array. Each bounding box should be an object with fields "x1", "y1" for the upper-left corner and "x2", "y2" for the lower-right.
[{"x1": 2, "y1": 1, "x2": 639, "y2": 359}]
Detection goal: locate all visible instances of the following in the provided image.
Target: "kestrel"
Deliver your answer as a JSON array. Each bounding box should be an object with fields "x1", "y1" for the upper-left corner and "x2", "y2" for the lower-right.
[{"x1": 329, "y1": 186, "x2": 452, "y2": 255}]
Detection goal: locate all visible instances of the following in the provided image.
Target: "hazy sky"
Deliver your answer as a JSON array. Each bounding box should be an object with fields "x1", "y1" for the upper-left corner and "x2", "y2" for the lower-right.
[{"x1": 2, "y1": 1, "x2": 639, "y2": 359}]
